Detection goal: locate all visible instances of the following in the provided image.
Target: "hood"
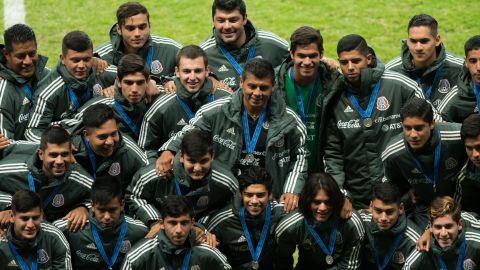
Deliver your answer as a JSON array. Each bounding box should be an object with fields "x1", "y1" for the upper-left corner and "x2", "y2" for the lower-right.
[
  {"x1": 0, "y1": 44, "x2": 48, "y2": 86},
  {"x1": 455, "y1": 65, "x2": 477, "y2": 99},
  {"x1": 174, "y1": 77, "x2": 214, "y2": 110},
  {"x1": 400, "y1": 40, "x2": 446, "y2": 77},
  {"x1": 212, "y1": 20, "x2": 257, "y2": 51}
]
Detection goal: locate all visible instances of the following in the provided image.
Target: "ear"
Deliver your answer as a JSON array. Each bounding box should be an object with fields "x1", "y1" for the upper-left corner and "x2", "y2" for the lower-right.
[
  {"x1": 179, "y1": 150, "x2": 184, "y2": 163},
  {"x1": 435, "y1": 35, "x2": 441, "y2": 47},
  {"x1": 243, "y1": 14, "x2": 248, "y2": 26},
  {"x1": 399, "y1": 202, "x2": 405, "y2": 215},
  {"x1": 366, "y1": 54, "x2": 373, "y2": 65},
  {"x1": 2, "y1": 48, "x2": 9, "y2": 58},
  {"x1": 116, "y1": 76, "x2": 121, "y2": 88},
  {"x1": 175, "y1": 66, "x2": 180, "y2": 77},
  {"x1": 240, "y1": 76, "x2": 244, "y2": 89},
  {"x1": 158, "y1": 219, "x2": 165, "y2": 229},
  {"x1": 458, "y1": 219, "x2": 464, "y2": 231},
  {"x1": 289, "y1": 50, "x2": 295, "y2": 60},
  {"x1": 205, "y1": 65, "x2": 210, "y2": 75},
  {"x1": 121, "y1": 199, "x2": 125, "y2": 211},
  {"x1": 82, "y1": 129, "x2": 89, "y2": 139},
  {"x1": 60, "y1": 53, "x2": 65, "y2": 65},
  {"x1": 116, "y1": 24, "x2": 122, "y2": 36},
  {"x1": 369, "y1": 201, "x2": 373, "y2": 212},
  {"x1": 38, "y1": 148, "x2": 44, "y2": 162}
]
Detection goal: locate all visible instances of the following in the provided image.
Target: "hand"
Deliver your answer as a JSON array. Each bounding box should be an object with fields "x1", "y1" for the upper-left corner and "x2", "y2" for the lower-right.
[
  {"x1": 416, "y1": 227, "x2": 431, "y2": 251},
  {"x1": 211, "y1": 77, "x2": 232, "y2": 94},
  {"x1": 156, "y1": 151, "x2": 174, "y2": 176},
  {"x1": 192, "y1": 226, "x2": 218, "y2": 247},
  {"x1": 63, "y1": 206, "x2": 88, "y2": 232},
  {"x1": 145, "y1": 80, "x2": 160, "y2": 104},
  {"x1": 163, "y1": 80, "x2": 176, "y2": 94},
  {"x1": 340, "y1": 197, "x2": 352, "y2": 219},
  {"x1": 0, "y1": 133, "x2": 10, "y2": 151},
  {"x1": 101, "y1": 85, "x2": 115, "y2": 97},
  {"x1": 0, "y1": 210, "x2": 12, "y2": 229},
  {"x1": 321, "y1": 57, "x2": 338, "y2": 71},
  {"x1": 92, "y1": 57, "x2": 108, "y2": 75},
  {"x1": 146, "y1": 222, "x2": 161, "y2": 238},
  {"x1": 280, "y1": 193, "x2": 299, "y2": 213}
]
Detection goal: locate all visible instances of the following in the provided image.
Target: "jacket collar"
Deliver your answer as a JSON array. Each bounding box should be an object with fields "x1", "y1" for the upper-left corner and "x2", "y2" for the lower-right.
[
  {"x1": 56, "y1": 62, "x2": 97, "y2": 94},
  {"x1": 157, "y1": 229, "x2": 195, "y2": 255},
  {"x1": 0, "y1": 44, "x2": 48, "y2": 87},
  {"x1": 400, "y1": 40, "x2": 447, "y2": 77},
  {"x1": 174, "y1": 77, "x2": 214, "y2": 110}
]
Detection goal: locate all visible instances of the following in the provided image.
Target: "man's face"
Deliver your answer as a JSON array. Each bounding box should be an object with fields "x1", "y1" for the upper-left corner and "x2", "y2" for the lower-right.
[
  {"x1": 38, "y1": 142, "x2": 72, "y2": 178},
  {"x1": 402, "y1": 116, "x2": 434, "y2": 150},
  {"x1": 117, "y1": 13, "x2": 150, "y2": 52},
  {"x1": 60, "y1": 49, "x2": 93, "y2": 80},
  {"x1": 369, "y1": 199, "x2": 403, "y2": 231},
  {"x1": 161, "y1": 214, "x2": 193, "y2": 246},
  {"x1": 241, "y1": 73, "x2": 274, "y2": 112},
  {"x1": 407, "y1": 26, "x2": 441, "y2": 69},
  {"x1": 430, "y1": 214, "x2": 462, "y2": 248},
  {"x1": 175, "y1": 56, "x2": 209, "y2": 93},
  {"x1": 310, "y1": 189, "x2": 332, "y2": 222},
  {"x1": 465, "y1": 48, "x2": 480, "y2": 87},
  {"x1": 241, "y1": 184, "x2": 270, "y2": 217},
  {"x1": 83, "y1": 119, "x2": 119, "y2": 158},
  {"x1": 290, "y1": 43, "x2": 323, "y2": 80},
  {"x1": 179, "y1": 151, "x2": 213, "y2": 181},
  {"x1": 13, "y1": 207, "x2": 42, "y2": 240},
  {"x1": 92, "y1": 197, "x2": 124, "y2": 228},
  {"x1": 465, "y1": 135, "x2": 480, "y2": 167},
  {"x1": 338, "y1": 50, "x2": 372, "y2": 86},
  {"x1": 3, "y1": 40, "x2": 38, "y2": 78},
  {"x1": 117, "y1": 72, "x2": 147, "y2": 104},
  {"x1": 213, "y1": 9, "x2": 247, "y2": 47}
]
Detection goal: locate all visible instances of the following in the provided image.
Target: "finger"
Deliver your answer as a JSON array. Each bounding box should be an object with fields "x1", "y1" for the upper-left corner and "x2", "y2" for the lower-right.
[{"x1": 81, "y1": 216, "x2": 87, "y2": 229}]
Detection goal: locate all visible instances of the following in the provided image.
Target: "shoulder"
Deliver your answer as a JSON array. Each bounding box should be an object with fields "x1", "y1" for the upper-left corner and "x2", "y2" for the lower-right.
[
  {"x1": 200, "y1": 35, "x2": 216, "y2": 51},
  {"x1": 144, "y1": 94, "x2": 177, "y2": 120},
  {"x1": 343, "y1": 211, "x2": 365, "y2": 238},
  {"x1": 193, "y1": 243, "x2": 230, "y2": 265},
  {"x1": 211, "y1": 163, "x2": 239, "y2": 193},
  {"x1": 94, "y1": 41, "x2": 113, "y2": 57},
  {"x1": 445, "y1": 52, "x2": 464, "y2": 67},
  {"x1": 385, "y1": 56, "x2": 403, "y2": 70},
  {"x1": 124, "y1": 237, "x2": 159, "y2": 263},
  {"x1": 122, "y1": 135, "x2": 148, "y2": 163},
  {"x1": 275, "y1": 211, "x2": 304, "y2": 238},
  {"x1": 405, "y1": 223, "x2": 421, "y2": 243},
  {"x1": 40, "y1": 222, "x2": 70, "y2": 248},
  {"x1": 207, "y1": 206, "x2": 235, "y2": 231},
  {"x1": 437, "y1": 123, "x2": 462, "y2": 141},
  {"x1": 151, "y1": 35, "x2": 182, "y2": 49},
  {"x1": 36, "y1": 73, "x2": 66, "y2": 97},
  {"x1": 381, "y1": 133, "x2": 406, "y2": 161},
  {"x1": 256, "y1": 29, "x2": 289, "y2": 49},
  {"x1": 196, "y1": 95, "x2": 232, "y2": 117},
  {"x1": 125, "y1": 216, "x2": 149, "y2": 233},
  {"x1": 68, "y1": 165, "x2": 94, "y2": 188},
  {"x1": 381, "y1": 70, "x2": 419, "y2": 91}
]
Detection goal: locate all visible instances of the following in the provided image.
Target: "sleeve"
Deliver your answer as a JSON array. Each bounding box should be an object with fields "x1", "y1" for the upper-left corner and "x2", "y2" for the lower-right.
[
  {"x1": 336, "y1": 213, "x2": 364, "y2": 270},
  {"x1": 57, "y1": 97, "x2": 112, "y2": 134},
  {"x1": 283, "y1": 109, "x2": 307, "y2": 195},
  {"x1": 48, "y1": 225, "x2": 73, "y2": 270},
  {"x1": 402, "y1": 250, "x2": 427, "y2": 270},
  {"x1": 196, "y1": 244, "x2": 232, "y2": 270},
  {"x1": 25, "y1": 84, "x2": 60, "y2": 142},
  {"x1": 323, "y1": 115, "x2": 348, "y2": 196},
  {"x1": 382, "y1": 153, "x2": 411, "y2": 195},
  {"x1": 137, "y1": 99, "x2": 167, "y2": 156},
  {"x1": 437, "y1": 85, "x2": 460, "y2": 122},
  {"x1": 97, "y1": 65, "x2": 117, "y2": 87},
  {"x1": 273, "y1": 216, "x2": 299, "y2": 270},
  {"x1": 0, "y1": 85, "x2": 16, "y2": 139},
  {"x1": 0, "y1": 190, "x2": 12, "y2": 211}
]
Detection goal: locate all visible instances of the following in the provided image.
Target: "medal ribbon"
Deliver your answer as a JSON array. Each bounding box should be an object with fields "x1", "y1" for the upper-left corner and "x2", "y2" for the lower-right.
[
  {"x1": 409, "y1": 130, "x2": 441, "y2": 189},
  {"x1": 372, "y1": 226, "x2": 406, "y2": 270},
  {"x1": 473, "y1": 82, "x2": 480, "y2": 113},
  {"x1": 113, "y1": 101, "x2": 141, "y2": 138},
  {"x1": 167, "y1": 249, "x2": 192, "y2": 270},
  {"x1": 208, "y1": 94, "x2": 215, "y2": 103},
  {"x1": 66, "y1": 83, "x2": 92, "y2": 110},
  {"x1": 436, "y1": 235, "x2": 465, "y2": 270},
  {"x1": 82, "y1": 136, "x2": 97, "y2": 180},
  {"x1": 175, "y1": 180, "x2": 183, "y2": 196},
  {"x1": 289, "y1": 67, "x2": 319, "y2": 123},
  {"x1": 218, "y1": 44, "x2": 256, "y2": 76},
  {"x1": 347, "y1": 80, "x2": 381, "y2": 119},
  {"x1": 8, "y1": 241, "x2": 37, "y2": 270},
  {"x1": 304, "y1": 219, "x2": 337, "y2": 257},
  {"x1": 415, "y1": 63, "x2": 444, "y2": 98},
  {"x1": 242, "y1": 106, "x2": 267, "y2": 156},
  {"x1": 176, "y1": 96, "x2": 195, "y2": 120},
  {"x1": 27, "y1": 172, "x2": 63, "y2": 208},
  {"x1": 21, "y1": 84, "x2": 33, "y2": 103},
  {"x1": 91, "y1": 216, "x2": 127, "y2": 269},
  {"x1": 146, "y1": 47, "x2": 153, "y2": 69},
  {"x1": 239, "y1": 204, "x2": 271, "y2": 264}
]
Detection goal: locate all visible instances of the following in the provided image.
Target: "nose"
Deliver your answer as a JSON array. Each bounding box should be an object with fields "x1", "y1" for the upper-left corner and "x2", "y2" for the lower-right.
[
  {"x1": 440, "y1": 227, "x2": 448, "y2": 236},
  {"x1": 174, "y1": 223, "x2": 183, "y2": 234},
  {"x1": 304, "y1": 57, "x2": 312, "y2": 65},
  {"x1": 472, "y1": 148, "x2": 480, "y2": 159},
  {"x1": 318, "y1": 202, "x2": 328, "y2": 211},
  {"x1": 251, "y1": 195, "x2": 259, "y2": 204},
  {"x1": 414, "y1": 42, "x2": 423, "y2": 51},
  {"x1": 380, "y1": 212, "x2": 388, "y2": 221},
  {"x1": 224, "y1": 20, "x2": 232, "y2": 29},
  {"x1": 23, "y1": 54, "x2": 33, "y2": 65},
  {"x1": 55, "y1": 155, "x2": 63, "y2": 164},
  {"x1": 410, "y1": 129, "x2": 419, "y2": 138},
  {"x1": 193, "y1": 162, "x2": 202, "y2": 172},
  {"x1": 103, "y1": 212, "x2": 111, "y2": 222},
  {"x1": 26, "y1": 218, "x2": 34, "y2": 228},
  {"x1": 77, "y1": 60, "x2": 85, "y2": 68},
  {"x1": 105, "y1": 135, "x2": 114, "y2": 145},
  {"x1": 134, "y1": 27, "x2": 141, "y2": 37},
  {"x1": 188, "y1": 71, "x2": 196, "y2": 81},
  {"x1": 347, "y1": 61, "x2": 354, "y2": 71}
]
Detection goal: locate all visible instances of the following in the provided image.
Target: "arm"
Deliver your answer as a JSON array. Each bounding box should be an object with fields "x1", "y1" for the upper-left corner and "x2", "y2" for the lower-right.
[
  {"x1": 47, "y1": 224, "x2": 73, "y2": 270},
  {"x1": 0, "y1": 89, "x2": 16, "y2": 140},
  {"x1": 323, "y1": 116, "x2": 348, "y2": 195},
  {"x1": 274, "y1": 215, "x2": 299, "y2": 270},
  {"x1": 336, "y1": 213, "x2": 364, "y2": 270},
  {"x1": 436, "y1": 86, "x2": 459, "y2": 122}
]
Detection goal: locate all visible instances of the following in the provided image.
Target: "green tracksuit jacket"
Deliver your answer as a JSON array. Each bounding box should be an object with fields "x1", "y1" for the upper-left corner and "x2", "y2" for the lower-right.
[
  {"x1": 126, "y1": 156, "x2": 237, "y2": 226},
  {"x1": 274, "y1": 210, "x2": 365, "y2": 270},
  {"x1": 25, "y1": 63, "x2": 117, "y2": 142},
  {"x1": 207, "y1": 194, "x2": 285, "y2": 270},
  {"x1": 160, "y1": 89, "x2": 307, "y2": 199},
  {"x1": 120, "y1": 230, "x2": 232, "y2": 270},
  {"x1": 456, "y1": 160, "x2": 480, "y2": 215},
  {"x1": 385, "y1": 41, "x2": 463, "y2": 108},
  {"x1": 324, "y1": 51, "x2": 441, "y2": 209},
  {"x1": 54, "y1": 212, "x2": 148, "y2": 270},
  {"x1": 200, "y1": 20, "x2": 289, "y2": 90},
  {"x1": 0, "y1": 46, "x2": 49, "y2": 140},
  {"x1": 95, "y1": 24, "x2": 181, "y2": 80},
  {"x1": 0, "y1": 142, "x2": 93, "y2": 222},
  {"x1": 138, "y1": 77, "x2": 230, "y2": 159},
  {"x1": 0, "y1": 222, "x2": 72, "y2": 269},
  {"x1": 360, "y1": 211, "x2": 421, "y2": 270}
]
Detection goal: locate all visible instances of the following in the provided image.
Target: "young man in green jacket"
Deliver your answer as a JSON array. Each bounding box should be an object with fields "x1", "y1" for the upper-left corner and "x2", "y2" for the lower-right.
[
  {"x1": 438, "y1": 35, "x2": 480, "y2": 122},
  {"x1": 382, "y1": 98, "x2": 466, "y2": 228},
  {"x1": 385, "y1": 14, "x2": 463, "y2": 108},
  {"x1": 55, "y1": 178, "x2": 148, "y2": 270},
  {"x1": 121, "y1": 196, "x2": 231, "y2": 270},
  {"x1": 0, "y1": 190, "x2": 72, "y2": 269}
]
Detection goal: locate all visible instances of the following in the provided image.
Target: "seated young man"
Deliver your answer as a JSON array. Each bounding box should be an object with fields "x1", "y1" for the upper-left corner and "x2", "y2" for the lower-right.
[
  {"x1": 54, "y1": 178, "x2": 147, "y2": 270},
  {"x1": 121, "y1": 196, "x2": 231, "y2": 270},
  {"x1": 0, "y1": 190, "x2": 72, "y2": 269}
]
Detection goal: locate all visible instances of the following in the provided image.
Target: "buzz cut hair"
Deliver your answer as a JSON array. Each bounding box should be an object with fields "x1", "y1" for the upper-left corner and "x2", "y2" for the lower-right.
[{"x1": 175, "y1": 45, "x2": 208, "y2": 68}]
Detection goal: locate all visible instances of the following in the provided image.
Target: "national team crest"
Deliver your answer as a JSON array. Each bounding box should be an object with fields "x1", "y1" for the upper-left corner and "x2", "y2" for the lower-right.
[
  {"x1": 120, "y1": 240, "x2": 132, "y2": 253},
  {"x1": 392, "y1": 251, "x2": 405, "y2": 264},
  {"x1": 463, "y1": 258, "x2": 476, "y2": 270},
  {"x1": 37, "y1": 249, "x2": 50, "y2": 264},
  {"x1": 376, "y1": 96, "x2": 390, "y2": 111},
  {"x1": 52, "y1": 194, "x2": 65, "y2": 207},
  {"x1": 445, "y1": 157, "x2": 458, "y2": 170},
  {"x1": 275, "y1": 137, "x2": 285, "y2": 148},
  {"x1": 437, "y1": 79, "x2": 451, "y2": 94},
  {"x1": 108, "y1": 162, "x2": 121, "y2": 176},
  {"x1": 93, "y1": 84, "x2": 103, "y2": 96},
  {"x1": 150, "y1": 60, "x2": 163, "y2": 75}
]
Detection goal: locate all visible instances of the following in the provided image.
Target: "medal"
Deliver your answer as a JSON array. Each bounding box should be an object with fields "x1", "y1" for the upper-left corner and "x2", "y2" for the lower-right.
[
  {"x1": 242, "y1": 106, "x2": 267, "y2": 164},
  {"x1": 325, "y1": 255, "x2": 334, "y2": 265},
  {"x1": 240, "y1": 205, "x2": 271, "y2": 270},
  {"x1": 347, "y1": 80, "x2": 381, "y2": 128},
  {"x1": 246, "y1": 154, "x2": 255, "y2": 164},
  {"x1": 304, "y1": 219, "x2": 337, "y2": 266},
  {"x1": 252, "y1": 261, "x2": 259, "y2": 269},
  {"x1": 363, "y1": 118, "x2": 372, "y2": 127}
]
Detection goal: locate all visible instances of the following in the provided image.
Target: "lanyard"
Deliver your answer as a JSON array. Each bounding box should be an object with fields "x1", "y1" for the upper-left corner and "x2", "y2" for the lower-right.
[
  {"x1": 218, "y1": 44, "x2": 256, "y2": 76},
  {"x1": 21, "y1": 84, "x2": 33, "y2": 103},
  {"x1": 82, "y1": 137, "x2": 97, "y2": 180},
  {"x1": 416, "y1": 64, "x2": 444, "y2": 98},
  {"x1": 175, "y1": 180, "x2": 183, "y2": 196},
  {"x1": 347, "y1": 80, "x2": 381, "y2": 119},
  {"x1": 372, "y1": 227, "x2": 406, "y2": 270},
  {"x1": 242, "y1": 106, "x2": 267, "y2": 155},
  {"x1": 208, "y1": 94, "x2": 214, "y2": 103},
  {"x1": 289, "y1": 67, "x2": 319, "y2": 123},
  {"x1": 239, "y1": 204, "x2": 271, "y2": 264},
  {"x1": 176, "y1": 96, "x2": 195, "y2": 120},
  {"x1": 146, "y1": 47, "x2": 153, "y2": 69},
  {"x1": 8, "y1": 241, "x2": 37, "y2": 270},
  {"x1": 473, "y1": 82, "x2": 480, "y2": 113},
  {"x1": 91, "y1": 217, "x2": 127, "y2": 269},
  {"x1": 167, "y1": 249, "x2": 192, "y2": 270},
  {"x1": 66, "y1": 83, "x2": 91, "y2": 110},
  {"x1": 27, "y1": 172, "x2": 63, "y2": 209},
  {"x1": 409, "y1": 131, "x2": 441, "y2": 189},
  {"x1": 113, "y1": 101, "x2": 141, "y2": 138},
  {"x1": 304, "y1": 219, "x2": 337, "y2": 256},
  {"x1": 436, "y1": 236, "x2": 466, "y2": 270}
]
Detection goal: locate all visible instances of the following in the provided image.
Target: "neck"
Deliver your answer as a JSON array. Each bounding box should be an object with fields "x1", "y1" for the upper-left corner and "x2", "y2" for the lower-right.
[
  {"x1": 123, "y1": 41, "x2": 139, "y2": 54},
  {"x1": 412, "y1": 53, "x2": 437, "y2": 70},
  {"x1": 245, "y1": 105, "x2": 265, "y2": 120},
  {"x1": 293, "y1": 67, "x2": 316, "y2": 87}
]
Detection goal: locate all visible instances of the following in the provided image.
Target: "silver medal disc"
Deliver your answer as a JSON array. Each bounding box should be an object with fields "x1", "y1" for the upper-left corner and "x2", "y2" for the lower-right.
[
  {"x1": 246, "y1": 154, "x2": 255, "y2": 164},
  {"x1": 326, "y1": 255, "x2": 334, "y2": 265},
  {"x1": 252, "y1": 261, "x2": 259, "y2": 269},
  {"x1": 363, "y1": 118, "x2": 372, "y2": 127}
]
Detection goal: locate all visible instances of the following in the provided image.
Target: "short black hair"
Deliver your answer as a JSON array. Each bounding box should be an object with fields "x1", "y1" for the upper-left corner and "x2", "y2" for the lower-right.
[
  {"x1": 3, "y1": 24, "x2": 36, "y2": 52},
  {"x1": 82, "y1": 103, "x2": 116, "y2": 130},
  {"x1": 371, "y1": 182, "x2": 401, "y2": 205},
  {"x1": 241, "y1": 57, "x2": 275, "y2": 84},
  {"x1": 91, "y1": 178, "x2": 123, "y2": 206},
  {"x1": 461, "y1": 114, "x2": 480, "y2": 142},
  {"x1": 176, "y1": 45, "x2": 208, "y2": 68},
  {"x1": 160, "y1": 196, "x2": 194, "y2": 219},
  {"x1": 290, "y1": 26, "x2": 323, "y2": 53},
  {"x1": 464, "y1": 35, "x2": 480, "y2": 56},
  {"x1": 298, "y1": 173, "x2": 345, "y2": 220},
  {"x1": 117, "y1": 54, "x2": 149, "y2": 81},
  {"x1": 408, "y1": 14, "x2": 438, "y2": 37},
  {"x1": 337, "y1": 34, "x2": 370, "y2": 56},
  {"x1": 238, "y1": 166, "x2": 272, "y2": 193},
  {"x1": 180, "y1": 129, "x2": 213, "y2": 159},
  {"x1": 39, "y1": 126, "x2": 71, "y2": 151},
  {"x1": 117, "y1": 2, "x2": 149, "y2": 27},
  {"x1": 11, "y1": 190, "x2": 41, "y2": 214},
  {"x1": 212, "y1": 0, "x2": 246, "y2": 18},
  {"x1": 400, "y1": 97, "x2": 433, "y2": 123},
  {"x1": 62, "y1": 31, "x2": 93, "y2": 55}
]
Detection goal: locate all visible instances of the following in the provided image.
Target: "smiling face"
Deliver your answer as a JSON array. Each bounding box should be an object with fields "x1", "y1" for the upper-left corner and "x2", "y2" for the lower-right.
[
  {"x1": 430, "y1": 214, "x2": 462, "y2": 248},
  {"x1": 117, "y1": 72, "x2": 147, "y2": 104},
  {"x1": 290, "y1": 43, "x2": 322, "y2": 84},
  {"x1": 407, "y1": 26, "x2": 441, "y2": 69},
  {"x1": 38, "y1": 142, "x2": 72, "y2": 178},
  {"x1": 213, "y1": 8, "x2": 247, "y2": 48},
  {"x1": 402, "y1": 116, "x2": 434, "y2": 150},
  {"x1": 369, "y1": 199, "x2": 403, "y2": 231},
  {"x1": 241, "y1": 73, "x2": 274, "y2": 114},
  {"x1": 180, "y1": 151, "x2": 213, "y2": 181},
  {"x1": 60, "y1": 48, "x2": 93, "y2": 80},
  {"x1": 175, "y1": 56, "x2": 209, "y2": 93},
  {"x1": 338, "y1": 49, "x2": 372, "y2": 88},
  {"x1": 117, "y1": 13, "x2": 150, "y2": 54},
  {"x1": 241, "y1": 184, "x2": 270, "y2": 217},
  {"x1": 310, "y1": 189, "x2": 332, "y2": 222},
  {"x1": 161, "y1": 214, "x2": 193, "y2": 246},
  {"x1": 83, "y1": 119, "x2": 119, "y2": 158},
  {"x1": 13, "y1": 207, "x2": 42, "y2": 240},
  {"x1": 3, "y1": 40, "x2": 38, "y2": 78}
]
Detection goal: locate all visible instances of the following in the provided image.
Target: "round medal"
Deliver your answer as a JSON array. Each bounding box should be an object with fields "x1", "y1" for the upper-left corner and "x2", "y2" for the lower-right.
[
  {"x1": 252, "y1": 261, "x2": 259, "y2": 269},
  {"x1": 363, "y1": 118, "x2": 373, "y2": 127},
  {"x1": 246, "y1": 154, "x2": 255, "y2": 164},
  {"x1": 326, "y1": 255, "x2": 334, "y2": 265}
]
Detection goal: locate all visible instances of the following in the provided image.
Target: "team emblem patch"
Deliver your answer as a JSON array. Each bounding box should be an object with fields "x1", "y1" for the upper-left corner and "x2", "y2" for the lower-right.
[
  {"x1": 108, "y1": 162, "x2": 121, "y2": 176},
  {"x1": 392, "y1": 251, "x2": 405, "y2": 264},
  {"x1": 262, "y1": 121, "x2": 270, "y2": 129},
  {"x1": 463, "y1": 258, "x2": 476, "y2": 270},
  {"x1": 437, "y1": 79, "x2": 451, "y2": 94},
  {"x1": 93, "y1": 84, "x2": 103, "y2": 96},
  {"x1": 275, "y1": 137, "x2": 285, "y2": 148},
  {"x1": 150, "y1": 60, "x2": 163, "y2": 75},
  {"x1": 376, "y1": 96, "x2": 390, "y2": 111},
  {"x1": 120, "y1": 240, "x2": 132, "y2": 253},
  {"x1": 196, "y1": 195, "x2": 209, "y2": 209},
  {"x1": 445, "y1": 157, "x2": 458, "y2": 170},
  {"x1": 37, "y1": 249, "x2": 50, "y2": 264},
  {"x1": 52, "y1": 194, "x2": 65, "y2": 207}
]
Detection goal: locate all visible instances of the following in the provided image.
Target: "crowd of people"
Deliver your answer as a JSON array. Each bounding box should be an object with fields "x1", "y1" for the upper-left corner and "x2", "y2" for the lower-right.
[{"x1": 0, "y1": 0, "x2": 479, "y2": 269}]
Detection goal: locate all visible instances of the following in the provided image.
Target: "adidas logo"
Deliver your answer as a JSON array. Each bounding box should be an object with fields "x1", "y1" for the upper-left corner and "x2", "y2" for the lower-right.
[
  {"x1": 218, "y1": 65, "x2": 229, "y2": 72},
  {"x1": 237, "y1": 235, "x2": 247, "y2": 243},
  {"x1": 22, "y1": 97, "x2": 30, "y2": 105},
  {"x1": 8, "y1": 260, "x2": 17, "y2": 266},
  {"x1": 411, "y1": 168, "x2": 421, "y2": 174},
  {"x1": 226, "y1": 127, "x2": 235, "y2": 135},
  {"x1": 177, "y1": 118, "x2": 187, "y2": 126},
  {"x1": 86, "y1": 243, "x2": 97, "y2": 250},
  {"x1": 344, "y1": 106, "x2": 353, "y2": 113}
]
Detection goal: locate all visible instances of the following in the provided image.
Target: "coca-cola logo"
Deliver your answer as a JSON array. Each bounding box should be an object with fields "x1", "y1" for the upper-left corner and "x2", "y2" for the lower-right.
[
  {"x1": 18, "y1": 113, "x2": 29, "y2": 123},
  {"x1": 337, "y1": 119, "x2": 361, "y2": 129}
]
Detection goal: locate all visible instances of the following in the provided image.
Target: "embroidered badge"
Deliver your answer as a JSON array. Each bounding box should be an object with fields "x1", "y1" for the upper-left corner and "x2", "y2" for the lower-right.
[
  {"x1": 376, "y1": 96, "x2": 390, "y2": 111},
  {"x1": 150, "y1": 60, "x2": 163, "y2": 75},
  {"x1": 37, "y1": 249, "x2": 50, "y2": 264},
  {"x1": 437, "y1": 79, "x2": 451, "y2": 94},
  {"x1": 108, "y1": 162, "x2": 121, "y2": 176},
  {"x1": 120, "y1": 240, "x2": 132, "y2": 253},
  {"x1": 93, "y1": 84, "x2": 103, "y2": 96},
  {"x1": 52, "y1": 194, "x2": 65, "y2": 207},
  {"x1": 445, "y1": 157, "x2": 458, "y2": 170}
]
